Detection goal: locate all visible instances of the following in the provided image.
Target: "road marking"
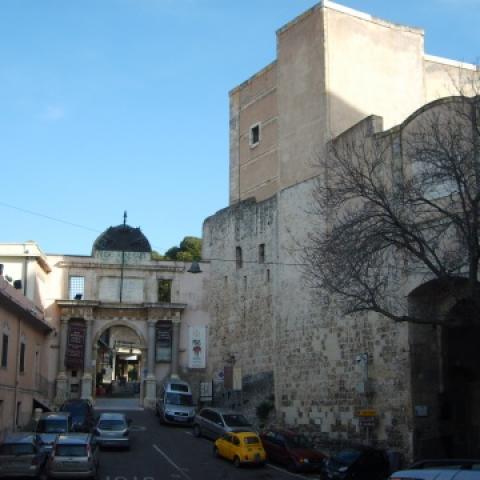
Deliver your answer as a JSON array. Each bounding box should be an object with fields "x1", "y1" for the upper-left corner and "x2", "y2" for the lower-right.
[
  {"x1": 153, "y1": 444, "x2": 192, "y2": 480},
  {"x1": 266, "y1": 463, "x2": 311, "y2": 479},
  {"x1": 184, "y1": 431, "x2": 193, "y2": 436}
]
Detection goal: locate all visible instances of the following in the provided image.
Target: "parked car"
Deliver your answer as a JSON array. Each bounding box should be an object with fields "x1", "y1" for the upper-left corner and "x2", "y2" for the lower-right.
[
  {"x1": 390, "y1": 459, "x2": 480, "y2": 479},
  {"x1": 60, "y1": 399, "x2": 95, "y2": 433},
  {"x1": 155, "y1": 378, "x2": 196, "y2": 425},
  {"x1": 260, "y1": 429, "x2": 326, "y2": 472},
  {"x1": 214, "y1": 431, "x2": 266, "y2": 468},
  {"x1": 94, "y1": 413, "x2": 131, "y2": 449},
  {"x1": 193, "y1": 408, "x2": 254, "y2": 440},
  {"x1": 0, "y1": 432, "x2": 47, "y2": 478},
  {"x1": 35, "y1": 412, "x2": 72, "y2": 453},
  {"x1": 45, "y1": 433, "x2": 99, "y2": 479},
  {"x1": 321, "y1": 446, "x2": 390, "y2": 480}
]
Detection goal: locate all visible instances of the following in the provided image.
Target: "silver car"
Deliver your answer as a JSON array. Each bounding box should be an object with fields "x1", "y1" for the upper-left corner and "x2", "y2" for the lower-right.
[
  {"x1": 0, "y1": 433, "x2": 47, "y2": 478},
  {"x1": 192, "y1": 408, "x2": 254, "y2": 440},
  {"x1": 94, "y1": 413, "x2": 130, "y2": 449},
  {"x1": 46, "y1": 433, "x2": 99, "y2": 479}
]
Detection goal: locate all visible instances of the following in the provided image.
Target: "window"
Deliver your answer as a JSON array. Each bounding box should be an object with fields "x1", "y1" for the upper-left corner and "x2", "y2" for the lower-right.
[
  {"x1": 155, "y1": 322, "x2": 172, "y2": 362},
  {"x1": 69, "y1": 276, "x2": 85, "y2": 300},
  {"x1": 250, "y1": 123, "x2": 260, "y2": 147},
  {"x1": 258, "y1": 244, "x2": 265, "y2": 264},
  {"x1": 19, "y1": 342, "x2": 25, "y2": 373},
  {"x1": 236, "y1": 247, "x2": 243, "y2": 269},
  {"x1": 1, "y1": 334, "x2": 8, "y2": 367},
  {"x1": 158, "y1": 279, "x2": 172, "y2": 303},
  {"x1": 15, "y1": 401, "x2": 21, "y2": 427}
]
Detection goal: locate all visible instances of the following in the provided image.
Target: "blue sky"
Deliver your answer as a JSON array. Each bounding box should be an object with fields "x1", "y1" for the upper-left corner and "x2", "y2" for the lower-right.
[{"x1": 1, "y1": 0, "x2": 478, "y2": 256}]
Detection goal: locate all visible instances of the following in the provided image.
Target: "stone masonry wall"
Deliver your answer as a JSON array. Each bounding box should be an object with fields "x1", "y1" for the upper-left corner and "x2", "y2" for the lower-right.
[
  {"x1": 203, "y1": 197, "x2": 277, "y2": 424},
  {"x1": 203, "y1": 179, "x2": 414, "y2": 459}
]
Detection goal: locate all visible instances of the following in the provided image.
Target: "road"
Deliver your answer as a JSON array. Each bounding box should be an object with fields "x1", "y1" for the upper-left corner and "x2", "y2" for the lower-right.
[{"x1": 96, "y1": 408, "x2": 321, "y2": 480}]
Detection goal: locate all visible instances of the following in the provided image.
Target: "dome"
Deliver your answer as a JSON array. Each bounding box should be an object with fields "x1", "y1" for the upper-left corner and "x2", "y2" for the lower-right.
[{"x1": 92, "y1": 224, "x2": 152, "y2": 253}]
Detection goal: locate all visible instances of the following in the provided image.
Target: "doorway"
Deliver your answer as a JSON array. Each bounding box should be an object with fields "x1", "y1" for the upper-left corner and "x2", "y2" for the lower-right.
[{"x1": 96, "y1": 325, "x2": 144, "y2": 399}]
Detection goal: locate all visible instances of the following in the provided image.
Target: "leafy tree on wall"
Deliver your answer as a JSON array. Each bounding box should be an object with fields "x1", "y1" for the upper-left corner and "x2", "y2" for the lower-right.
[{"x1": 164, "y1": 236, "x2": 202, "y2": 261}]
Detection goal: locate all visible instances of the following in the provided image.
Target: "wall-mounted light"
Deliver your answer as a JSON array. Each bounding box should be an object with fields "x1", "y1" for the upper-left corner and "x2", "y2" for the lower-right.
[{"x1": 188, "y1": 261, "x2": 202, "y2": 274}]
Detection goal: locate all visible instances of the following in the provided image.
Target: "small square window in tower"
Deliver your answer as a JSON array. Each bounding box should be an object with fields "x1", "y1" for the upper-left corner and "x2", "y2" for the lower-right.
[
  {"x1": 250, "y1": 124, "x2": 260, "y2": 147},
  {"x1": 158, "y1": 279, "x2": 172, "y2": 303}
]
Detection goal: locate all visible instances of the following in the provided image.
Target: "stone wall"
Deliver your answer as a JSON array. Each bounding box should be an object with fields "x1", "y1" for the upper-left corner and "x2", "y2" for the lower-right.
[{"x1": 203, "y1": 178, "x2": 413, "y2": 458}]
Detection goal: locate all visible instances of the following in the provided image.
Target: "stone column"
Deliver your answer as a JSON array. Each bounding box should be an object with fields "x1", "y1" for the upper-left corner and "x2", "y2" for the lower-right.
[
  {"x1": 170, "y1": 313, "x2": 181, "y2": 379},
  {"x1": 55, "y1": 318, "x2": 69, "y2": 405},
  {"x1": 81, "y1": 319, "x2": 94, "y2": 401},
  {"x1": 92, "y1": 344, "x2": 98, "y2": 399},
  {"x1": 144, "y1": 319, "x2": 157, "y2": 409}
]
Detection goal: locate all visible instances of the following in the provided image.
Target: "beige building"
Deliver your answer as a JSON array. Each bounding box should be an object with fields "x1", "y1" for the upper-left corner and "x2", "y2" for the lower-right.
[
  {"x1": 204, "y1": 0, "x2": 479, "y2": 461},
  {"x1": 0, "y1": 273, "x2": 52, "y2": 438},
  {"x1": 0, "y1": 222, "x2": 209, "y2": 411}
]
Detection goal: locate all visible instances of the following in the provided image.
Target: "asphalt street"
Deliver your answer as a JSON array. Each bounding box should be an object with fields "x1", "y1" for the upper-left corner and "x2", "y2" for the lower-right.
[{"x1": 95, "y1": 408, "x2": 321, "y2": 480}]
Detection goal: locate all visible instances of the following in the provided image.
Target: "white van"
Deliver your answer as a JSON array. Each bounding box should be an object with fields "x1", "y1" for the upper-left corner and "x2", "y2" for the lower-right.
[{"x1": 155, "y1": 378, "x2": 196, "y2": 425}]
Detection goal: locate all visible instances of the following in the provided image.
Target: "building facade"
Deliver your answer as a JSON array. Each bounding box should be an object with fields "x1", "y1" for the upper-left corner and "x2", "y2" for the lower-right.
[
  {"x1": 203, "y1": 0, "x2": 479, "y2": 461},
  {"x1": 0, "y1": 273, "x2": 52, "y2": 438},
  {"x1": 0, "y1": 223, "x2": 209, "y2": 411}
]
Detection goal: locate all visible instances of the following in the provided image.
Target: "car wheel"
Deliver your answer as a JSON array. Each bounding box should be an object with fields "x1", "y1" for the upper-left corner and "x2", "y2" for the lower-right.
[
  {"x1": 193, "y1": 425, "x2": 201, "y2": 438},
  {"x1": 233, "y1": 456, "x2": 241, "y2": 468},
  {"x1": 213, "y1": 446, "x2": 220, "y2": 458}
]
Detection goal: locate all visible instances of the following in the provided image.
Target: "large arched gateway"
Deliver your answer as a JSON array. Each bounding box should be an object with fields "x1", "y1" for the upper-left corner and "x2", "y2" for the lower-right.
[
  {"x1": 53, "y1": 221, "x2": 209, "y2": 408},
  {"x1": 408, "y1": 278, "x2": 480, "y2": 458}
]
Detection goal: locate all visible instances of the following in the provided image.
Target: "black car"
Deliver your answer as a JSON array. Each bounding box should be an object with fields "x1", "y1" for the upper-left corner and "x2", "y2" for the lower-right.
[
  {"x1": 321, "y1": 446, "x2": 390, "y2": 480},
  {"x1": 59, "y1": 399, "x2": 95, "y2": 433}
]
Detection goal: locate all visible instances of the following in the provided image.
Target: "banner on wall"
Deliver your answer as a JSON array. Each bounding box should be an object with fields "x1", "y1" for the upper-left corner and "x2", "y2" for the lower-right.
[
  {"x1": 65, "y1": 322, "x2": 86, "y2": 369},
  {"x1": 188, "y1": 326, "x2": 206, "y2": 369}
]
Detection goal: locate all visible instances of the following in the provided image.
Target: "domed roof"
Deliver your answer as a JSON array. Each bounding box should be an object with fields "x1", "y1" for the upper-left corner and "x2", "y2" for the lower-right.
[{"x1": 92, "y1": 224, "x2": 152, "y2": 253}]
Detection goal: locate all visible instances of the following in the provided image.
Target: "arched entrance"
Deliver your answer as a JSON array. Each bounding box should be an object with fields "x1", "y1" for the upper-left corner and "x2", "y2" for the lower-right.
[
  {"x1": 408, "y1": 279, "x2": 480, "y2": 458},
  {"x1": 93, "y1": 322, "x2": 146, "y2": 400}
]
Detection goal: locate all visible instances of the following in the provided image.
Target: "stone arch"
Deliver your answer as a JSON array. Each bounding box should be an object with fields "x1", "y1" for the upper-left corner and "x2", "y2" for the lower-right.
[
  {"x1": 407, "y1": 277, "x2": 480, "y2": 459},
  {"x1": 92, "y1": 319, "x2": 147, "y2": 348}
]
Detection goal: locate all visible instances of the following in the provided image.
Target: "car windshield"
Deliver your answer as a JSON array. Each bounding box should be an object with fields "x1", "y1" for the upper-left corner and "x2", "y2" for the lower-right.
[
  {"x1": 166, "y1": 393, "x2": 193, "y2": 406},
  {"x1": 222, "y1": 414, "x2": 250, "y2": 427},
  {"x1": 0, "y1": 444, "x2": 35, "y2": 455},
  {"x1": 55, "y1": 445, "x2": 87, "y2": 457},
  {"x1": 332, "y1": 449, "x2": 362, "y2": 466},
  {"x1": 286, "y1": 435, "x2": 312, "y2": 449},
  {"x1": 98, "y1": 420, "x2": 126, "y2": 430},
  {"x1": 244, "y1": 436, "x2": 259, "y2": 445},
  {"x1": 36, "y1": 419, "x2": 68, "y2": 433}
]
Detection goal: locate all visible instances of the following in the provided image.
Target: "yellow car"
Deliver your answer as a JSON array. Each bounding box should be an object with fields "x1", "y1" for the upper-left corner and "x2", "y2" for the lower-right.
[{"x1": 214, "y1": 431, "x2": 266, "y2": 467}]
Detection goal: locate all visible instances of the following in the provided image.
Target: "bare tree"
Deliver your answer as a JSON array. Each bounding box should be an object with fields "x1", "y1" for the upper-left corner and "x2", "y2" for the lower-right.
[{"x1": 304, "y1": 91, "x2": 480, "y2": 326}]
